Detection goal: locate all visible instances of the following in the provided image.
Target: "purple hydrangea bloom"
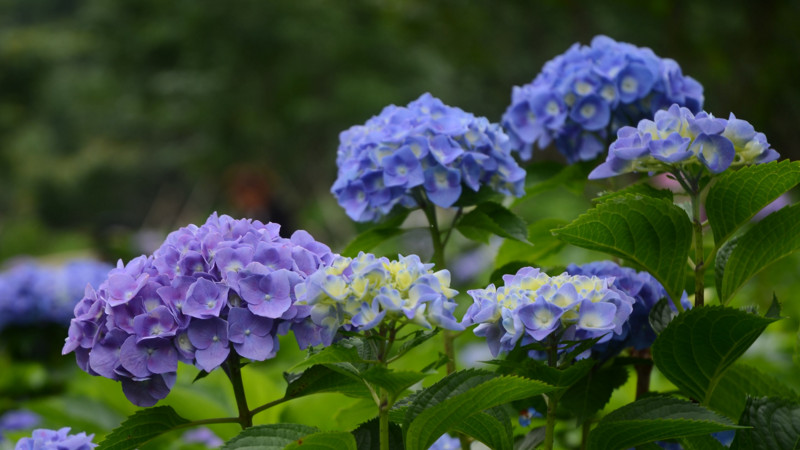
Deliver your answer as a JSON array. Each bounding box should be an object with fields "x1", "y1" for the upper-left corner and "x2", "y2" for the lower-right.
[
  {"x1": 463, "y1": 267, "x2": 635, "y2": 357},
  {"x1": 503, "y1": 35, "x2": 704, "y2": 162},
  {"x1": 62, "y1": 213, "x2": 333, "y2": 406},
  {"x1": 296, "y1": 253, "x2": 463, "y2": 346},
  {"x1": 0, "y1": 259, "x2": 112, "y2": 332},
  {"x1": 428, "y1": 433, "x2": 461, "y2": 450},
  {"x1": 15, "y1": 427, "x2": 96, "y2": 450},
  {"x1": 333, "y1": 93, "x2": 526, "y2": 222},
  {"x1": 182, "y1": 427, "x2": 223, "y2": 448},
  {"x1": 590, "y1": 105, "x2": 779, "y2": 179}
]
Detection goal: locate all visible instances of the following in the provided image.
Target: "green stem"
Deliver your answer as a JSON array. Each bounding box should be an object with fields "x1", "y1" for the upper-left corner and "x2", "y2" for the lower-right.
[
  {"x1": 690, "y1": 191, "x2": 705, "y2": 307},
  {"x1": 543, "y1": 338, "x2": 559, "y2": 450},
  {"x1": 249, "y1": 396, "x2": 291, "y2": 417},
  {"x1": 379, "y1": 389, "x2": 390, "y2": 450},
  {"x1": 226, "y1": 355, "x2": 253, "y2": 429}
]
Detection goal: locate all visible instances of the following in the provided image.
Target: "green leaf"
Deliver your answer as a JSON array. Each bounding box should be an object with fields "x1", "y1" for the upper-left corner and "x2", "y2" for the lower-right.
[
  {"x1": 553, "y1": 194, "x2": 692, "y2": 305},
  {"x1": 705, "y1": 160, "x2": 800, "y2": 245},
  {"x1": 707, "y1": 364, "x2": 798, "y2": 420},
  {"x1": 720, "y1": 203, "x2": 800, "y2": 302},
  {"x1": 490, "y1": 358, "x2": 595, "y2": 395},
  {"x1": 495, "y1": 218, "x2": 568, "y2": 267},
  {"x1": 284, "y1": 365, "x2": 371, "y2": 399},
  {"x1": 514, "y1": 427, "x2": 546, "y2": 450},
  {"x1": 342, "y1": 227, "x2": 406, "y2": 257},
  {"x1": 652, "y1": 306, "x2": 777, "y2": 405},
  {"x1": 714, "y1": 235, "x2": 740, "y2": 299},
  {"x1": 522, "y1": 161, "x2": 591, "y2": 198},
  {"x1": 393, "y1": 329, "x2": 439, "y2": 358},
  {"x1": 649, "y1": 298, "x2": 676, "y2": 335},
  {"x1": 457, "y1": 201, "x2": 529, "y2": 244},
  {"x1": 593, "y1": 182, "x2": 673, "y2": 204},
  {"x1": 731, "y1": 396, "x2": 800, "y2": 450},
  {"x1": 284, "y1": 431, "x2": 357, "y2": 450},
  {"x1": 587, "y1": 396, "x2": 741, "y2": 450},
  {"x1": 452, "y1": 407, "x2": 513, "y2": 450},
  {"x1": 765, "y1": 293, "x2": 782, "y2": 319},
  {"x1": 352, "y1": 418, "x2": 405, "y2": 450},
  {"x1": 290, "y1": 341, "x2": 370, "y2": 372},
  {"x1": 404, "y1": 370, "x2": 554, "y2": 450},
  {"x1": 559, "y1": 364, "x2": 629, "y2": 423},
  {"x1": 360, "y1": 367, "x2": 426, "y2": 398},
  {"x1": 97, "y1": 406, "x2": 190, "y2": 450},
  {"x1": 222, "y1": 424, "x2": 319, "y2": 449},
  {"x1": 679, "y1": 434, "x2": 727, "y2": 450},
  {"x1": 454, "y1": 184, "x2": 504, "y2": 207}
]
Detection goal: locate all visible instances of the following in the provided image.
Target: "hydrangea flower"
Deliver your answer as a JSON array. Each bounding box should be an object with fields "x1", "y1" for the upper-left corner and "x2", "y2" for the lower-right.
[
  {"x1": 503, "y1": 35, "x2": 704, "y2": 162},
  {"x1": 62, "y1": 213, "x2": 334, "y2": 406},
  {"x1": 462, "y1": 267, "x2": 635, "y2": 357},
  {"x1": 296, "y1": 252, "x2": 463, "y2": 346},
  {"x1": 428, "y1": 433, "x2": 461, "y2": 450},
  {"x1": 518, "y1": 407, "x2": 543, "y2": 427},
  {"x1": 589, "y1": 104, "x2": 779, "y2": 179},
  {"x1": 182, "y1": 427, "x2": 223, "y2": 448},
  {"x1": 0, "y1": 410, "x2": 41, "y2": 443},
  {"x1": 332, "y1": 93, "x2": 526, "y2": 222},
  {"x1": 0, "y1": 259, "x2": 112, "y2": 332},
  {"x1": 15, "y1": 427, "x2": 95, "y2": 450}
]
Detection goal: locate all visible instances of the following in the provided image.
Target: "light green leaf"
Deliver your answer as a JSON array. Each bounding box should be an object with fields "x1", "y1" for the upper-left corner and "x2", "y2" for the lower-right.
[
  {"x1": 707, "y1": 364, "x2": 798, "y2": 420},
  {"x1": 648, "y1": 298, "x2": 676, "y2": 335},
  {"x1": 495, "y1": 218, "x2": 568, "y2": 267},
  {"x1": 705, "y1": 160, "x2": 800, "y2": 245},
  {"x1": 284, "y1": 365, "x2": 371, "y2": 399},
  {"x1": 404, "y1": 370, "x2": 554, "y2": 450},
  {"x1": 553, "y1": 194, "x2": 692, "y2": 306},
  {"x1": 720, "y1": 202, "x2": 800, "y2": 302},
  {"x1": 456, "y1": 201, "x2": 529, "y2": 244},
  {"x1": 284, "y1": 431, "x2": 357, "y2": 450},
  {"x1": 593, "y1": 182, "x2": 673, "y2": 204},
  {"x1": 222, "y1": 424, "x2": 318, "y2": 450},
  {"x1": 97, "y1": 406, "x2": 190, "y2": 450},
  {"x1": 452, "y1": 408, "x2": 513, "y2": 450},
  {"x1": 587, "y1": 396, "x2": 741, "y2": 450},
  {"x1": 652, "y1": 306, "x2": 777, "y2": 405},
  {"x1": 731, "y1": 396, "x2": 800, "y2": 450},
  {"x1": 290, "y1": 341, "x2": 371, "y2": 372}
]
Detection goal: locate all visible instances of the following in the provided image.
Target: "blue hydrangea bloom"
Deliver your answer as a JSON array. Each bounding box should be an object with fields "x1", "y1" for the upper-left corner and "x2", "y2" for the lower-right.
[
  {"x1": 0, "y1": 410, "x2": 41, "y2": 443},
  {"x1": 590, "y1": 104, "x2": 779, "y2": 179},
  {"x1": 333, "y1": 93, "x2": 526, "y2": 222},
  {"x1": 182, "y1": 427, "x2": 223, "y2": 448},
  {"x1": 462, "y1": 267, "x2": 635, "y2": 357},
  {"x1": 62, "y1": 213, "x2": 334, "y2": 406},
  {"x1": 428, "y1": 433, "x2": 461, "y2": 450},
  {"x1": 0, "y1": 259, "x2": 112, "y2": 332},
  {"x1": 518, "y1": 407, "x2": 543, "y2": 427},
  {"x1": 503, "y1": 35, "x2": 704, "y2": 162},
  {"x1": 296, "y1": 252, "x2": 463, "y2": 346},
  {"x1": 15, "y1": 427, "x2": 95, "y2": 450}
]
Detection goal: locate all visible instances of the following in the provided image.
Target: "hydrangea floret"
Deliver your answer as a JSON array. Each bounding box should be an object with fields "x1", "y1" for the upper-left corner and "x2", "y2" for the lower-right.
[
  {"x1": 589, "y1": 104, "x2": 779, "y2": 179},
  {"x1": 0, "y1": 259, "x2": 112, "y2": 331},
  {"x1": 503, "y1": 35, "x2": 704, "y2": 162},
  {"x1": 462, "y1": 266, "x2": 635, "y2": 357},
  {"x1": 15, "y1": 428, "x2": 95, "y2": 450},
  {"x1": 332, "y1": 93, "x2": 526, "y2": 222},
  {"x1": 296, "y1": 252, "x2": 463, "y2": 346},
  {"x1": 62, "y1": 213, "x2": 333, "y2": 406}
]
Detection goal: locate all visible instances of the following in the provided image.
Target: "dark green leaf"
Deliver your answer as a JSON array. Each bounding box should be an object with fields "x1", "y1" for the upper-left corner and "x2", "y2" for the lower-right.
[
  {"x1": 714, "y1": 235, "x2": 740, "y2": 299},
  {"x1": 360, "y1": 367, "x2": 426, "y2": 399},
  {"x1": 284, "y1": 431, "x2": 357, "y2": 450},
  {"x1": 490, "y1": 358, "x2": 595, "y2": 396},
  {"x1": 707, "y1": 364, "x2": 798, "y2": 420},
  {"x1": 192, "y1": 369, "x2": 210, "y2": 383},
  {"x1": 553, "y1": 195, "x2": 692, "y2": 305},
  {"x1": 457, "y1": 202, "x2": 529, "y2": 243},
  {"x1": 648, "y1": 298, "x2": 676, "y2": 335},
  {"x1": 593, "y1": 182, "x2": 673, "y2": 204},
  {"x1": 284, "y1": 365, "x2": 371, "y2": 399},
  {"x1": 404, "y1": 370, "x2": 554, "y2": 450},
  {"x1": 731, "y1": 396, "x2": 800, "y2": 450},
  {"x1": 454, "y1": 185, "x2": 503, "y2": 207},
  {"x1": 394, "y1": 329, "x2": 439, "y2": 358},
  {"x1": 222, "y1": 424, "x2": 318, "y2": 450},
  {"x1": 705, "y1": 160, "x2": 800, "y2": 245},
  {"x1": 720, "y1": 203, "x2": 800, "y2": 302},
  {"x1": 352, "y1": 418, "x2": 404, "y2": 450},
  {"x1": 290, "y1": 341, "x2": 371, "y2": 372},
  {"x1": 403, "y1": 370, "x2": 495, "y2": 429},
  {"x1": 766, "y1": 293, "x2": 782, "y2": 319},
  {"x1": 452, "y1": 408, "x2": 513, "y2": 450},
  {"x1": 495, "y1": 218, "x2": 568, "y2": 267},
  {"x1": 652, "y1": 306, "x2": 777, "y2": 405},
  {"x1": 679, "y1": 434, "x2": 727, "y2": 450},
  {"x1": 587, "y1": 396, "x2": 741, "y2": 450},
  {"x1": 98, "y1": 406, "x2": 190, "y2": 450},
  {"x1": 559, "y1": 364, "x2": 629, "y2": 423},
  {"x1": 514, "y1": 427, "x2": 546, "y2": 450}
]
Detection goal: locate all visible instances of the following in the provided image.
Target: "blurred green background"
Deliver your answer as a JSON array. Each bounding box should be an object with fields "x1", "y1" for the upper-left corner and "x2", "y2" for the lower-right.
[{"x1": 2, "y1": 0, "x2": 799, "y2": 259}]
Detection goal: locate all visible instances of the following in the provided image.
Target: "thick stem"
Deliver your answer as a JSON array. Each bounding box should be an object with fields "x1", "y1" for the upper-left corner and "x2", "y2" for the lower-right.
[
  {"x1": 226, "y1": 355, "x2": 253, "y2": 429},
  {"x1": 631, "y1": 348, "x2": 653, "y2": 399},
  {"x1": 580, "y1": 419, "x2": 591, "y2": 450},
  {"x1": 690, "y1": 191, "x2": 705, "y2": 307},
  {"x1": 543, "y1": 338, "x2": 559, "y2": 450}
]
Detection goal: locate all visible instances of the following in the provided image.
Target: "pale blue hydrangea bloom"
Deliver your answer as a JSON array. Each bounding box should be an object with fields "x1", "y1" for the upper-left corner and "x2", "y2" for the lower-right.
[
  {"x1": 296, "y1": 252, "x2": 463, "y2": 345},
  {"x1": 428, "y1": 433, "x2": 461, "y2": 450},
  {"x1": 590, "y1": 104, "x2": 779, "y2": 179},
  {"x1": 463, "y1": 267, "x2": 635, "y2": 357},
  {"x1": 503, "y1": 35, "x2": 704, "y2": 162},
  {"x1": 333, "y1": 93, "x2": 526, "y2": 222},
  {"x1": 15, "y1": 427, "x2": 95, "y2": 450}
]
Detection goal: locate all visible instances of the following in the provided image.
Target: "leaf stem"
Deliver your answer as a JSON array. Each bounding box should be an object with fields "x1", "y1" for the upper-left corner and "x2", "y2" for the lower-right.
[{"x1": 249, "y1": 396, "x2": 291, "y2": 417}]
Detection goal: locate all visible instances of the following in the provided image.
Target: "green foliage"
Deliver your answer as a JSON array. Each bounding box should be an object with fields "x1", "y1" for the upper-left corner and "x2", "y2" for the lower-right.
[
  {"x1": 221, "y1": 424, "x2": 318, "y2": 450},
  {"x1": 652, "y1": 306, "x2": 777, "y2": 405},
  {"x1": 284, "y1": 365, "x2": 371, "y2": 399},
  {"x1": 514, "y1": 427, "x2": 546, "y2": 450},
  {"x1": 559, "y1": 364, "x2": 629, "y2": 424},
  {"x1": 402, "y1": 369, "x2": 554, "y2": 450},
  {"x1": 290, "y1": 342, "x2": 369, "y2": 372},
  {"x1": 97, "y1": 406, "x2": 190, "y2": 450},
  {"x1": 352, "y1": 418, "x2": 405, "y2": 450},
  {"x1": 714, "y1": 234, "x2": 740, "y2": 299},
  {"x1": 731, "y1": 396, "x2": 800, "y2": 450},
  {"x1": 341, "y1": 228, "x2": 406, "y2": 257},
  {"x1": 522, "y1": 161, "x2": 592, "y2": 198},
  {"x1": 719, "y1": 203, "x2": 800, "y2": 302},
  {"x1": 679, "y1": 434, "x2": 727, "y2": 450},
  {"x1": 490, "y1": 358, "x2": 596, "y2": 396},
  {"x1": 495, "y1": 218, "x2": 568, "y2": 267},
  {"x1": 705, "y1": 160, "x2": 800, "y2": 245},
  {"x1": 553, "y1": 194, "x2": 692, "y2": 305},
  {"x1": 707, "y1": 364, "x2": 798, "y2": 420},
  {"x1": 283, "y1": 431, "x2": 357, "y2": 450},
  {"x1": 359, "y1": 367, "x2": 426, "y2": 399},
  {"x1": 648, "y1": 298, "x2": 676, "y2": 335},
  {"x1": 587, "y1": 396, "x2": 741, "y2": 450},
  {"x1": 592, "y1": 182, "x2": 673, "y2": 204},
  {"x1": 451, "y1": 407, "x2": 513, "y2": 450},
  {"x1": 456, "y1": 201, "x2": 529, "y2": 244}
]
